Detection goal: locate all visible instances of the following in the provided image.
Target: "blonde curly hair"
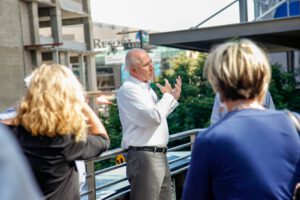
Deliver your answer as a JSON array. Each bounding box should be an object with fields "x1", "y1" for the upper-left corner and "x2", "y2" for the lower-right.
[{"x1": 17, "y1": 64, "x2": 87, "y2": 142}]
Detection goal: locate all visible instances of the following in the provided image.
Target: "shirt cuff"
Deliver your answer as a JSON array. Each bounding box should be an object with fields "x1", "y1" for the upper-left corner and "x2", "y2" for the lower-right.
[{"x1": 163, "y1": 93, "x2": 179, "y2": 112}]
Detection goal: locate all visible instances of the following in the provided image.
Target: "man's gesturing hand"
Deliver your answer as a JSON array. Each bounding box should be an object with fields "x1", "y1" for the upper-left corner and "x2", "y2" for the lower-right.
[
  {"x1": 156, "y1": 76, "x2": 182, "y2": 100},
  {"x1": 156, "y1": 79, "x2": 173, "y2": 94},
  {"x1": 172, "y1": 76, "x2": 182, "y2": 100}
]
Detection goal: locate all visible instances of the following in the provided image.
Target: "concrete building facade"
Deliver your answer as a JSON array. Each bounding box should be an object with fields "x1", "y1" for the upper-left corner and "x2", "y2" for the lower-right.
[{"x1": 0, "y1": 0, "x2": 97, "y2": 110}]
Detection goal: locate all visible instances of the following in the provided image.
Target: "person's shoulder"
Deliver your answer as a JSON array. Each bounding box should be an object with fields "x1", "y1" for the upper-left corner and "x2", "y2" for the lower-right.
[
  {"x1": 195, "y1": 125, "x2": 224, "y2": 144},
  {"x1": 117, "y1": 81, "x2": 141, "y2": 99},
  {"x1": 196, "y1": 118, "x2": 242, "y2": 146},
  {"x1": 119, "y1": 81, "x2": 137, "y2": 92}
]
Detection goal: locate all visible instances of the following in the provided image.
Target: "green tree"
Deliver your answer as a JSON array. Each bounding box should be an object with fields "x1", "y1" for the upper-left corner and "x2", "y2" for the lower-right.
[
  {"x1": 100, "y1": 99, "x2": 122, "y2": 150},
  {"x1": 154, "y1": 53, "x2": 214, "y2": 133},
  {"x1": 269, "y1": 63, "x2": 300, "y2": 112}
]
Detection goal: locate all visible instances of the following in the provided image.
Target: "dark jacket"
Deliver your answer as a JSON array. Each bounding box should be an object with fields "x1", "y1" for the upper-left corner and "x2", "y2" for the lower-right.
[{"x1": 9, "y1": 125, "x2": 109, "y2": 200}]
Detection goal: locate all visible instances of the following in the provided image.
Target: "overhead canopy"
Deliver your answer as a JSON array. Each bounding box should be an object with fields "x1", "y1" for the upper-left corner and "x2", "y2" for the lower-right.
[{"x1": 149, "y1": 16, "x2": 300, "y2": 53}]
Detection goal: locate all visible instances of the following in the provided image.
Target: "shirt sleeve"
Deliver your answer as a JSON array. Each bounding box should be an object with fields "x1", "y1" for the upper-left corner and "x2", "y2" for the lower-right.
[
  {"x1": 210, "y1": 94, "x2": 221, "y2": 125},
  {"x1": 63, "y1": 135, "x2": 110, "y2": 161},
  {"x1": 118, "y1": 86, "x2": 178, "y2": 128},
  {"x1": 264, "y1": 92, "x2": 276, "y2": 110},
  {"x1": 182, "y1": 133, "x2": 213, "y2": 200}
]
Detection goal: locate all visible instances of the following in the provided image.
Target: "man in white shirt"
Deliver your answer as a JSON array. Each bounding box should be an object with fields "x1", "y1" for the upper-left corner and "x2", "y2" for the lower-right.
[{"x1": 117, "y1": 48, "x2": 181, "y2": 200}]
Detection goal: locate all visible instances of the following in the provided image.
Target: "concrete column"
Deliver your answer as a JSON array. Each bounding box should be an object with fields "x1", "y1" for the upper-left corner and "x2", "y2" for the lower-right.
[
  {"x1": 82, "y1": 0, "x2": 97, "y2": 111},
  {"x1": 52, "y1": 50, "x2": 59, "y2": 64},
  {"x1": 50, "y1": 2, "x2": 62, "y2": 43},
  {"x1": 86, "y1": 54, "x2": 98, "y2": 110},
  {"x1": 239, "y1": 0, "x2": 248, "y2": 22},
  {"x1": 83, "y1": 0, "x2": 94, "y2": 50},
  {"x1": 86, "y1": 54, "x2": 97, "y2": 91},
  {"x1": 64, "y1": 51, "x2": 70, "y2": 67},
  {"x1": 113, "y1": 64, "x2": 121, "y2": 89},
  {"x1": 32, "y1": 50, "x2": 43, "y2": 68},
  {"x1": 28, "y1": 2, "x2": 40, "y2": 44},
  {"x1": 79, "y1": 54, "x2": 86, "y2": 88}
]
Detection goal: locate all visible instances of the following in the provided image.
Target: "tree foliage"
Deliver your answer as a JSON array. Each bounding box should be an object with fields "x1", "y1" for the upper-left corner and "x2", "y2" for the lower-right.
[
  {"x1": 269, "y1": 63, "x2": 300, "y2": 112},
  {"x1": 154, "y1": 53, "x2": 214, "y2": 133}
]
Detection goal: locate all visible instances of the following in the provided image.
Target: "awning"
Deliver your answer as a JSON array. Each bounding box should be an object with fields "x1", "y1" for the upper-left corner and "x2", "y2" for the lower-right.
[{"x1": 149, "y1": 16, "x2": 300, "y2": 53}]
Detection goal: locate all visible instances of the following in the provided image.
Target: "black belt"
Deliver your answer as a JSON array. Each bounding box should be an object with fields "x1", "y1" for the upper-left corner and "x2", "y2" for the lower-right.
[{"x1": 128, "y1": 146, "x2": 168, "y2": 153}]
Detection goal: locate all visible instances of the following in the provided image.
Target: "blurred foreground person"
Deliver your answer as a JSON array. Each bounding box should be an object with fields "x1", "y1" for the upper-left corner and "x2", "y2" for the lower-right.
[
  {"x1": 0, "y1": 124, "x2": 42, "y2": 200},
  {"x1": 8, "y1": 64, "x2": 109, "y2": 200},
  {"x1": 183, "y1": 39, "x2": 300, "y2": 200}
]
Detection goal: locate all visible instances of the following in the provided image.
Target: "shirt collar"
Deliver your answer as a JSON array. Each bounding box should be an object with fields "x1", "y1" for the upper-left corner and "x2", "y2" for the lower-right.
[{"x1": 128, "y1": 75, "x2": 150, "y2": 90}]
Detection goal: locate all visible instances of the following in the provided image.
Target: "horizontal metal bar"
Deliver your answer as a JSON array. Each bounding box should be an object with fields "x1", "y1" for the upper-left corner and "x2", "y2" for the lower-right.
[
  {"x1": 169, "y1": 154, "x2": 190, "y2": 165},
  {"x1": 86, "y1": 128, "x2": 203, "y2": 164},
  {"x1": 105, "y1": 189, "x2": 131, "y2": 200},
  {"x1": 169, "y1": 128, "x2": 204, "y2": 141},
  {"x1": 168, "y1": 142, "x2": 193, "y2": 152},
  {"x1": 86, "y1": 147, "x2": 127, "y2": 163},
  {"x1": 171, "y1": 165, "x2": 190, "y2": 176},
  {"x1": 95, "y1": 177, "x2": 128, "y2": 191},
  {"x1": 94, "y1": 163, "x2": 126, "y2": 176},
  {"x1": 80, "y1": 189, "x2": 93, "y2": 196}
]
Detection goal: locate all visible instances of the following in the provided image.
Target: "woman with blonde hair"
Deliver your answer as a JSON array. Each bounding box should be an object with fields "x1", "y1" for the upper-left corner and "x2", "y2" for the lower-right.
[
  {"x1": 183, "y1": 39, "x2": 300, "y2": 199},
  {"x1": 8, "y1": 64, "x2": 109, "y2": 200}
]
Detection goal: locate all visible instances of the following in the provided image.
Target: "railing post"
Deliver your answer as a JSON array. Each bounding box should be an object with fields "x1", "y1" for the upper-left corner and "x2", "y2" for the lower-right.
[
  {"x1": 86, "y1": 160, "x2": 96, "y2": 200},
  {"x1": 190, "y1": 133, "x2": 196, "y2": 150}
]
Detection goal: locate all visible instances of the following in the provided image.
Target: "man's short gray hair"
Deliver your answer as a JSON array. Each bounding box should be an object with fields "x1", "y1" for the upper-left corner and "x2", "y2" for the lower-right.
[{"x1": 125, "y1": 48, "x2": 147, "y2": 69}]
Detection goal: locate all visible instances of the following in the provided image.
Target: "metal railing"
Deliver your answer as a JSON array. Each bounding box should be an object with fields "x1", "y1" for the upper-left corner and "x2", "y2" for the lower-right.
[{"x1": 81, "y1": 128, "x2": 206, "y2": 200}]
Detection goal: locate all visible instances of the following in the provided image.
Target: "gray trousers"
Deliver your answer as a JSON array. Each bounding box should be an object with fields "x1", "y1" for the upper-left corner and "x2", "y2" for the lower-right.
[{"x1": 126, "y1": 150, "x2": 171, "y2": 200}]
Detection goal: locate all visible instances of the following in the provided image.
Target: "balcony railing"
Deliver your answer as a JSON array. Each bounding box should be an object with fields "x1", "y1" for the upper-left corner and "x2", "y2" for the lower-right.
[{"x1": 80, "y1": 128, "x2": 206, "y2": 200}]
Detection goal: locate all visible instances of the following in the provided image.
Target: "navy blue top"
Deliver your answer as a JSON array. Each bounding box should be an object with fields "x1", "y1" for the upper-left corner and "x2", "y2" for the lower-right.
[{"x1": 183, "y1": 109, "x2": 300, "y2": 200}]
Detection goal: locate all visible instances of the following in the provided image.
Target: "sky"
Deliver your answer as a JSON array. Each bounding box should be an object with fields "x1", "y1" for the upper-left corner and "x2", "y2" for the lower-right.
[{"x1": 91, "y1": 0, "x2": 254, "y2": 32}]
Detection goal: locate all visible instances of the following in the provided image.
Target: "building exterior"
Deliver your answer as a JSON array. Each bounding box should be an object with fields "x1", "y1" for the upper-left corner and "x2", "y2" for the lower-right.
[
  {"x1": 255, "y1": 0, "x2": 300, "y2": 84},
  {"x1": 0, "y1": 0, "x2": 96, "y2": 110},
  {"x1": 62, "y1": 22, "x2": 184, "y2": 92}
]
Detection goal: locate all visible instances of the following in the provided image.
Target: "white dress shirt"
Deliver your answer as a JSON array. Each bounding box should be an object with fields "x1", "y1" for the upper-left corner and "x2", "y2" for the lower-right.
[{"x1": 117, "y1": 76, "x2": 178, "y2": 148}]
